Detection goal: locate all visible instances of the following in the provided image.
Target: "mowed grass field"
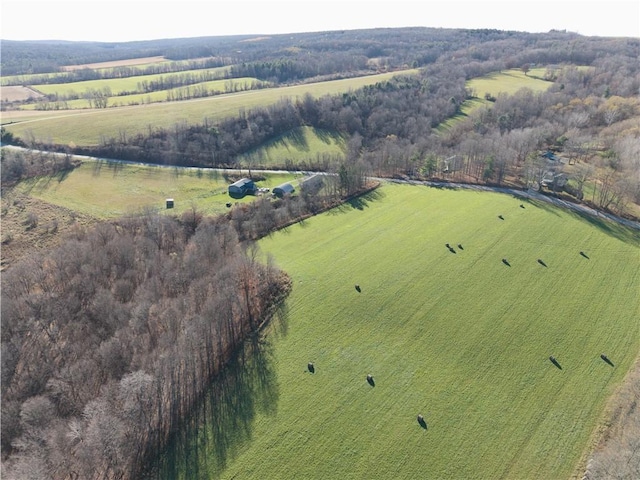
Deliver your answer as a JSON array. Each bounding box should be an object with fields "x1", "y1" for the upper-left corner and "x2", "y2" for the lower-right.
[
  {"x1": 13, "y1": 160, "x2": 302, "y2": 218},
  {"x1": 187, "y1": 184, "x2": 639, "y2": 479},
  {"x1": 2, "y1": 70, "x2": 418, "y2": 146}
]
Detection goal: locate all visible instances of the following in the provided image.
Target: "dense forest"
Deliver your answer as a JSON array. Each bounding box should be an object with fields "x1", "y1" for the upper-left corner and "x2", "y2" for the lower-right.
[
  {"x1": 0, "y1": 28, "x2": 620, "y2": 81},
  {"x1": 1, "y1": 27, "x2": 639, "y2": 479}
]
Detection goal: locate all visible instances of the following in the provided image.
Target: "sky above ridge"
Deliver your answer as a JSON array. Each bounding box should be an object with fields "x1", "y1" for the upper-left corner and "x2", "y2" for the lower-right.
[{"x1": 1, "y1": 0, "x2": 639, "y2": 42}]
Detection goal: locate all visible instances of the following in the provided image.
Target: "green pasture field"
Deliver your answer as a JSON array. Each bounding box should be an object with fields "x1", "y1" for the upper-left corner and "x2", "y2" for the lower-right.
[
  {"x1": 436, "y1": 97, "x2": 488, "y2": 131},
  {"x1": 2, "y1": 70, "x2": 418, "y2": 146},
  {"x1": 467, "y1": 68, "x2": 553, "y2": 98},
  {"x1": 438, "y1": 69, "x2": 554, "y2": 132},
  {"x1": 237, "y1": 126, "x2": 347, "y2": 167},
  {"x1": 29, "y1": 66, "x2": 231, "y2": 98},
  {"x1": 1, "y1": 72, "x2": 58, "y2": 87},
  {"x1": 19, "y1": 77, "x2": 267, "y2": 110},
  {"x1": 13, "y1": 160, "x2": 302, "y2": 219},
  {"x1": 171, "y1": 183, "x2": 639, "y2": 479},
  {"x1": 0, "y1": 58, "x2": 189, "y2": 86}
]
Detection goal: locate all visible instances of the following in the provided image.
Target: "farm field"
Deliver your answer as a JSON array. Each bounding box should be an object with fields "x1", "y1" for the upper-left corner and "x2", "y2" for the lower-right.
[
  {"x1": 1, "y1": 70, "x2": 418, "y2": 146},
  {"x1": 60, "y1": 55, "x2": 167, "y2": 71},
  {"x1": 437, "y1": 69, "x2": 553, "y2": 131},
  {"x1": 20, "y1": 77, "x2": 267, "y2": 110},
  {"x1": 1, "y1": 85, "x2": 44, "y2": 102},
  {"x1": 1, "y1": 57, "x2": 207, "y2": 85},
  {"x1": 11, "y1": 160, "x2": 303, "y2": 219},
  {"x1": 166, "y1": 183, "x2": 639, "y2": 479},
  {"x1": 28, "y1": 65, "x2": 232, "y2": 98},
  {"x1": 467, "y1": 68, "x2": 553, "y2": 98}
]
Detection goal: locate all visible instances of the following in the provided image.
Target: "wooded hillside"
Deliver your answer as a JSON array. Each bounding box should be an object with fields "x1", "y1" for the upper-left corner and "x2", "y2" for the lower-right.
[{"x1": 1, "y1": 212, "x2": 291, "y2": 478}]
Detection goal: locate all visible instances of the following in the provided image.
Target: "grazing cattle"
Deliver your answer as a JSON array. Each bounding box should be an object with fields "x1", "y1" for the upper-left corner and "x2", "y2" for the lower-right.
[
  {"x1": 580, "y1": 251, "x2": 590, "y2": 259},
  {"x1": 537, "y1": 259, "x2": 547, "y2": 267},
  {"x1": 502, "y1": 258, "x2": 511, "y2": 267},
  {"x1": 520, "y1": 204, "x2": 525, "y2": 209},
  {"x1": 457, "y1": 244, "x2": 463, "y2": 250},
  {"x1": 355, "y1": 284, "x2": 361, "y2": 293},
  {"x1": 308, "y1": 362, "x2": 315, "y2": 373},
  {"x1": 549, "y1": 356, "x2": 562, "y2": 369},
  {"x1": 366, "y1": 374, "x2": 375, "y2": 386},
  {"x1": 600, "y1": 354, "x2": 614, "y2": 367},
  {"x1": 417, "y1": 414, "x2": 427, "y2": 429},
  {"x1": 498, "y1": 215, "x2": 504, "y2": 220}
]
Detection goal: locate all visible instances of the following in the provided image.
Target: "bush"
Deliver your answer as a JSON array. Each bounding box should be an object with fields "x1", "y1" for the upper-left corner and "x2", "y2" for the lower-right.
[{"x1": 23, "y1": 212, "x2": 38, "y2": 230}]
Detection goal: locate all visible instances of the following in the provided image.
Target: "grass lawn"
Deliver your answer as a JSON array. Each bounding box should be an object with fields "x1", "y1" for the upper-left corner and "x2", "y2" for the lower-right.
[
  {"x1": 13, "y1": 160, "x2": 303, "y2": 219},
  {"x1": 167, "y1": 183, "x2": 639, "y2": 479},
  {"x1": 3, "y1": 70, "x2": 418, "y2": 146}
]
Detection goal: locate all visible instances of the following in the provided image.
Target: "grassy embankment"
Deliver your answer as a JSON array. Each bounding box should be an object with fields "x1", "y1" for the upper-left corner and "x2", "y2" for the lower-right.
[
  {"x1": 166, "y1": 183, "x2": 639, "y2": 479},
  {"x1": 237, "y1": 126, "x2": 347, "y2": 168}
]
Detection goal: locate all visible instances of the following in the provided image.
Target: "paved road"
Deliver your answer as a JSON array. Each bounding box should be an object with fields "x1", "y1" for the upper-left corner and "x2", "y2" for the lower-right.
[{"x1": 3, "y1": 145, "x2": 639, "y2": 231}]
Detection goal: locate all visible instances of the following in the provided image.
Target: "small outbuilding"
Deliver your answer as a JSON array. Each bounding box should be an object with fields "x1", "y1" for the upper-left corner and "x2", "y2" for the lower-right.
[
  {"x1": 228, "y1": 178, "x2": 257, "y2": 198},
  {"x1": 272, "y1": 182, "x2": 295, "y2": 198},
  {"x1": 166, "y1": 198, "x2": 174, "y2": 209}
]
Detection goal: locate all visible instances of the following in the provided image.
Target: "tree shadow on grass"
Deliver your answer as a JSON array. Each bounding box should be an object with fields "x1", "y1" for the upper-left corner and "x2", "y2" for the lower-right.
[
  {"x1": 525, "y1": 197, "x2": 640, "y2": 244},
  {"x1": 567, "y1": 208, "x2": 640, "y2": 244},
  {"x1": 92, "y1": 158, "x2": 127, "y2": 177},
  {"x1": 328, "y1": 188, "x2": 385, "y2": 215},
  {"x1": 315, "y1": 129, "x2": 346, "y2": 146},
  {"x1": 148, "y1": 332, "x2": 282, "y2": 479},
  {"x1": 257, "y1": 128, "x2": 310, "y2": 153}
]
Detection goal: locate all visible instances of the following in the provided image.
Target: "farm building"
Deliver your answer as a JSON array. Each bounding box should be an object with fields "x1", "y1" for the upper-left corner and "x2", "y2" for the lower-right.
[
  {"x1": 541, "y1": 172, "x2": 568, "y2": 189},
  {"x1": 300, "y1": 174, "x2": 324, "y2": 194},
  {"x1": 272, "y1": 182, "x2": 295, "y2": 198},
  {"x1": 228, "y1": 178, "x2": 257, "y2": 198}
]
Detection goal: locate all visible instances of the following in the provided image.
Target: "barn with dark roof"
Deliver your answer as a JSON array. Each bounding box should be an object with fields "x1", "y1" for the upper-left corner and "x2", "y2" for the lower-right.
[{"x1": 228, "y1": 178, "x2": 257, "y2": 198}]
